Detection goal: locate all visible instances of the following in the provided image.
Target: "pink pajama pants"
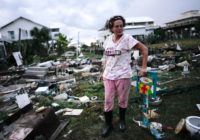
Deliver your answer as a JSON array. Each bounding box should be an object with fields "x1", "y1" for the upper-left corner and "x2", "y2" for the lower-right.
[{"x1": 103, "y1": 78, "x2": 131, "y2": 112}]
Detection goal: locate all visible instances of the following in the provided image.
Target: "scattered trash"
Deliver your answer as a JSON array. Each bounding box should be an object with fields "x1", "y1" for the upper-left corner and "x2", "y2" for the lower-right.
[
  {"x1": 186, "y1": 116, "x2": 200, "y2": 136},
  {"x1": 143, "y1": 110, "x2": 160, "y2": 119},
  {"x1": 90, "y1": 96, "x2": 98, "y2": 101},
  {"x1": 149, "y1": 96, "x2": 162, "y2": 106},
  {"x1": 182, "y1": 65, "x2": 190, "y2": 76},
  {"x1": 99, "y1": 115, "x2": 105, "y2": 121},
  {"x1": 150, "y1": 128, "x2": 165, "y2": 139},
  {"x1": 37, "y1": 60, "x2": 54, "y2": 67},
  {"x1": 1, "y1": 38, "x2": 200, "y2": 140},
  {"x1": 175, "y1": 118, "x2": 185, "y2": 134},
  {"x1": 35, "y1": 86, "x2": 49, "y2": 95},
  {"x1": 176, "y1": 43, "x2": 182, "y2": 51},
  {"x1": 196, "y1": 104, "x2": 200, "y2": 111},
  {"x1": 158, "y1": 65, "x2": 170, "y2": 71},
  {"x1": 176, "y1": 60, "x2": 190, "y2": 67},
  {"x1": 157, "y1": 77, "x2": 183, "y2": 85},
  {"x1": 9, "y1": 127, "x2": 33, "y2": 140},
  {"x1": 16, "y1": 93, "x2": 31, "y2": 109},
  {"x1": 51, "y1": 102, "x2": 60, "y2": 107},
  {"x1": 79, "y1": 96, "x2": 90, "y2": 103},
  {"x1": 55, "y1": 109, "x2": 65, "y2": 116},
  {"x1": 35, "y1": 106, "x2": 47, "y2": 113},
  {"x1": 12, "y1": 52, "x2": 23, "y2": 66},
  {"x1": 162, "y1": 125, "x2": 174, "y2": 131},
  {"x1": 50, "y1": 120, "x2": 70, "y2": 140},
  {"x1": 150, "y1": 122, "x2": 162, "y2": 131},
  {"x1": 132, "y1": 118, "x2": 142, "y2": 127},
  {"x1": 63, "y1": 130, "x2": 72, "y2": 138},
  {"x1": 53, "y1": 93, "x2": 68, "y2": 100},
  {"x1": 63, "y1": 109, "x2": 83, "y2": 116}
]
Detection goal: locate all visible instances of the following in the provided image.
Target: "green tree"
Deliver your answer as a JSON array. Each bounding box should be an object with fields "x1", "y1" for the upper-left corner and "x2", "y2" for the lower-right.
[
  {"x1": 146, "y1": 28, "x2": 166, "y2": 44},
  {"x1": 56, "y1": 33, "x2": 72, "y2": 56},
  {"x1": 195, "y1": 19, "x2": 200, "y2": 37},
  {"x1": 154, "y1": 27, "x2": 166, "y2": 42},
  {"x1": 146, "y1": 33, "x2": 157, "y2": 44},
  {"x1": 30, "y1": 27, "x2": 51, "y2": 56}
]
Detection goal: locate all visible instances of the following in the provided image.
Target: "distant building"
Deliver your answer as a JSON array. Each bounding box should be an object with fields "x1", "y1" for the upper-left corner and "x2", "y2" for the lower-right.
[
  {"x1": 0, "y1": 17, "x2": 45, "y2": 41},
  {"x1": 0, "y1": 41, "x2": 8, "y2": 71},
  {"x1": 0, "y1": 16, "x2": 60, "y2": 42},
  {"x1": 50, "y1": 28, "x2": 60, "y2": 40},
  {"x1": 68, "y1": 42, "x2": 84, "y2": 48},
  {"x1": 124, "y1": 17, "x2": 159, "y2": 40},
  {"x1": 165, "y1": 10, "x2": 200, "y2": 39},
  {"x1": 98, "y1": 16, "x2": 159, "y2": 46}
]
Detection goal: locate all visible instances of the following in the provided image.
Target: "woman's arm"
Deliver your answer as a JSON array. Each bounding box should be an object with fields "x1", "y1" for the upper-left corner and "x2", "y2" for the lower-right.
[
  {"x1": 134, "y1": 42, "x2": 148, "y2": 76},
  {"x1": 99, "y1": 54, "x2": 107, "y2": 80}
]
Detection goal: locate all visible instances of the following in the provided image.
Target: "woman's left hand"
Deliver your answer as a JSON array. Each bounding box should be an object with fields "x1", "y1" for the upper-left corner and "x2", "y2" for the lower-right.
[{"x1": 139, "y1": 68, "x2": 147, "y2": 77}]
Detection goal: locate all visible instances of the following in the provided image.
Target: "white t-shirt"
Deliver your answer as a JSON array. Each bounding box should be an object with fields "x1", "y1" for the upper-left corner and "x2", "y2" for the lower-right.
[{"x1": 102, "y1": 34, "x2": 139, "y2": 80}]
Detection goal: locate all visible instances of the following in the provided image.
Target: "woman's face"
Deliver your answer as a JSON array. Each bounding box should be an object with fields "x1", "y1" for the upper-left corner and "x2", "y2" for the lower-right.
[{"x1": 111, "y1": 20, "x2": 124, "y2": 36}]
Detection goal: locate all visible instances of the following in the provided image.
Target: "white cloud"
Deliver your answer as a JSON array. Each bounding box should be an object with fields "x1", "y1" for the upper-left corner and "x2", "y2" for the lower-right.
[{"x1": 0, "y1": 0, "x2": 200, "y2": 44}]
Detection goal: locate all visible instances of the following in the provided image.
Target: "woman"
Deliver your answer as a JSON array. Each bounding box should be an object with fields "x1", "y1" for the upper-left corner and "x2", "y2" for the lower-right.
[{"x1": 101, "y1": 15, "x2": 148, "y2": 137}]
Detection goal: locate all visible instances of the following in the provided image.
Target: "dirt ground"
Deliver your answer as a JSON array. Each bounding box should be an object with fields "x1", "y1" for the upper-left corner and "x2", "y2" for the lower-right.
[{"x1": 56, "y1": 68, "x2": 200, "y2": 140}]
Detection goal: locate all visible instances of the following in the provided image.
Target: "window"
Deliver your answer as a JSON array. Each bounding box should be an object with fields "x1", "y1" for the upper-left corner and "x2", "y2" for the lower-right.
[
  {"x1": 134, "y1": 22, "x2": 145, "y2": 26},
  {"x1": 126, "y1": 23, "x2": 134, "y2": 26},
  {"x1": 54, "y1": 33, "x2": 59, "y2": 37},
  {"x1": 51, "y1": 28, "x2": 59, "y2": 32},
  {"x1": 21, "y1": 29, "x2": 28, "y2": 38},
  {"x1": 8, "y1": 31, "x2": 15, "y2": 40}
]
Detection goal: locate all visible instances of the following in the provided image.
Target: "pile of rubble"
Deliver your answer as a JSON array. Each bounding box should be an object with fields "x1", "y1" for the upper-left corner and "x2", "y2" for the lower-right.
[
  {"x1": 0, "y1": 42, "x2": 200, "y2": 139},
  {"x1": 0, "y1": 55, "x2": 102, "y2": 139}
]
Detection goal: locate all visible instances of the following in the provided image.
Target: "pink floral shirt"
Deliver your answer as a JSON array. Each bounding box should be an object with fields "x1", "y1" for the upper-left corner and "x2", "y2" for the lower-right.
[{"x1": 102, "y1": 34, "x2": 139, "y2": 80}]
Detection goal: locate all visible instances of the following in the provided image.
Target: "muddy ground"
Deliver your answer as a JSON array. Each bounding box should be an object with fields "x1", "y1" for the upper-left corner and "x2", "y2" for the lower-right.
[{"x1": 56, "y1": 68, "x2": 200, "y2": 140}]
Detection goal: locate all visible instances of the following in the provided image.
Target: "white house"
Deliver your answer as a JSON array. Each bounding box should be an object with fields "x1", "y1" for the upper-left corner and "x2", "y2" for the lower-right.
[
  {"x1": 125, "y1": 17, "x2": 159, "y2": 39},
  {"x1": 0, "y1": 17, "x2": 45, "y2": 41},
  {"x1": 0, "y1": 16, "x2": 59, "y2": 42},
  {"x1": 98, "y1": 16, "x2": 159, "y2": 45},
  {"x1": 165, "y1": 10, "x2": 200, "y2": 39},
  {"x1": 49, "y1": 28, "x2": 60, "y2": 40}
]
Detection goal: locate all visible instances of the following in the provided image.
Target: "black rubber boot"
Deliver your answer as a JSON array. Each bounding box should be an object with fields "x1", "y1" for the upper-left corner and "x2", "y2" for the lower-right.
[
  {"x1": 101, "y1": 111, "x2": 113, "y2": 137},
  {"x1": 119, "y1": 107, "x2": 126, "y2": 132}
]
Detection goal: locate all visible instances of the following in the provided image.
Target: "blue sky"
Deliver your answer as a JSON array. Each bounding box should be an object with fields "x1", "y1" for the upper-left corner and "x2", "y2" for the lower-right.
[{"x1": 0, "y1": 0, "x2": 200, "y2": 45}]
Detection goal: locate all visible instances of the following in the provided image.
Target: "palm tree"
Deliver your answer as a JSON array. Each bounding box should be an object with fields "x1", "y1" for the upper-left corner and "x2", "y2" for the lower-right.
[
  {"x1": 56, "y1": 33, "x2": 72, "y2": 56},
  {"x1": 30, "y1": 27, "x2": 51, "y2": 56},
  {"x1": 195, "y1": 19, "x2": 200, "y2": 37}
]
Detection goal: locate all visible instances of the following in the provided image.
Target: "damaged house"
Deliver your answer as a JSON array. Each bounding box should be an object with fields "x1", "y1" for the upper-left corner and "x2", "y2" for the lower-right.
[
  {"x1": 0, "y1": 16, "x2": 59, "y2": 42},
  {"x1": 0, "y1": 16, "x2": 60, "y2": 71}
]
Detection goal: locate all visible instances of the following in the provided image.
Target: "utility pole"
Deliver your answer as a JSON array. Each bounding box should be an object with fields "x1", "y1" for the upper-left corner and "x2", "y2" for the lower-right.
[
  {"x1": 18, "y1": 28, "x2": 21, "y2": 52},
  {"x1": 77, "y1": 31, "x2": 80, "y2": 58}
]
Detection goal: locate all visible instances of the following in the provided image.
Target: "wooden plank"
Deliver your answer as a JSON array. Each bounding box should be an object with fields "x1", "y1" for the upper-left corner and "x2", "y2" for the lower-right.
[{"x1": 49, "y1": 120, "x2": 70, "y2": 140}]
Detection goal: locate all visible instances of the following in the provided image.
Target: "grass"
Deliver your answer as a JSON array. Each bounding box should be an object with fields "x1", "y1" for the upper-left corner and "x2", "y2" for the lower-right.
[
  {"x1": 82, "y1": 51, "x2": 103, "y2": 60},
  {"x1": 148, "y1": 38, "x2": 200, "y2": 49},
  {"x1": 56, "y1": 69, "x2": 200, "y2": 140},
  {"x1": 53, "y1": 38, "x2": 200, "y2": 139}
]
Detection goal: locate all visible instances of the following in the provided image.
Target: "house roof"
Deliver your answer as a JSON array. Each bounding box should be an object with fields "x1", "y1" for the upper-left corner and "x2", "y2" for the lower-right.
[
  {"x1": 98, "y1": 16, "x2": 155, "y2": 31},
  {"x1": 124, "y1": 25, "x2": 145, "y2": 29},
  {"x1": 166, "y1": 10, "x2": 200, "y2": 24},
  {"x1": 126, "y1": 17, "x2": 154, "y2": 23},
  {"x1": 0, "y1": 16, "x2": 47, "y2": 30}
]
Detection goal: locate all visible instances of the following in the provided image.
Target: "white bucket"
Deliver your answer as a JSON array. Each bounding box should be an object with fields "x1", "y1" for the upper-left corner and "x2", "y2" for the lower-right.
[{"x1": 186, "y1": 116, "x2": 200, "y2": 136}]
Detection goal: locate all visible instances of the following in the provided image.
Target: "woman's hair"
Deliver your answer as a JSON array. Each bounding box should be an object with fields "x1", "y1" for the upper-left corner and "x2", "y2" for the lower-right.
[{"x1": 106, "y1": 15, "x2": 126, "y2": 32}]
